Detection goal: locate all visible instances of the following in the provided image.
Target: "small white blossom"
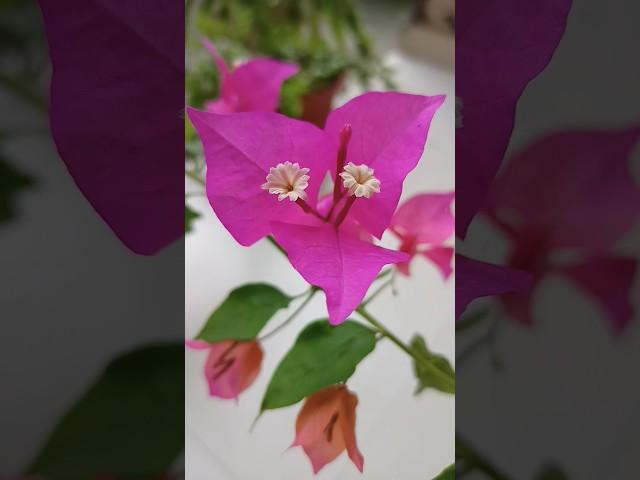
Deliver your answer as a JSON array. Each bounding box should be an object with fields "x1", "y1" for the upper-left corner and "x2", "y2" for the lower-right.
[
  {"x1": 261, "y1": 161, "x2": 310, "y2": 202},
  {"x1": 339, "y1": 162, "x2": 381, "y2": 198}
]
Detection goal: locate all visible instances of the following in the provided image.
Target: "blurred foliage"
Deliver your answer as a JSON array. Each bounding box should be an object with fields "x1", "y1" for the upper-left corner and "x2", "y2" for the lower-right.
[
  {"x1": 0, "y1": 0, "x2": 48, "y2": 111},
  {"x1": 410, "y1": 334, "x2": 456, "y2": 395},
  {"x1": 0, "y1": 0, "x2": 44, "y2": 226},
  {"x1": 185, "y1": 205, "x2": 200, "y2": 233},
  {"x1": 185, "y1": 0, "x2": 393, "y2": 118},
  {"x1": 432, "y1": 463, "x2": 455, "y2": 480},
  {"x1": 28, "y1": 344, "x2": 184, "y2": 478},
  {"x1": 0, "y1": 152, "x2": 33, "y2": 224}
]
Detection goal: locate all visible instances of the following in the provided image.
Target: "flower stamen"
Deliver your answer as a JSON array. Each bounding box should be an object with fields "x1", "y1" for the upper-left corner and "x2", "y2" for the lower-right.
[
  {"x1": 339, "y1": 162, "x2": 381, "y2": 199},
  {"x1": 261, "y1": 161, "x2": 310, "y2": 202}
]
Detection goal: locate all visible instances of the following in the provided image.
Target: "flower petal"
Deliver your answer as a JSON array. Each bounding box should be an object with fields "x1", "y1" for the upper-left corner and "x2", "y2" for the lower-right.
[
  {"x1": 38, "y1": 0, "x2": 183, "y2": 254},
  {"x1": 338, "y1": 388, "x2": 364, "y2": 472},
  {"x1": 271, "y1": 221, "x2": 409, "y2": 325},
  {"x1": 324, "y1": 92, "x2": 445, "y2": 238},
  {"x1": 422, "y1": 246, "x2": 454, "y2": 280},
  {"x1": 204, "y1": 340, "x2": 263, "y2": 400},
  {"x1": 561, "y1": 257, "x2": 638, "y2": 333},
  {"x1": 224, "y1": 58, "x2": 299, "y2": 112},
  {"x1": 187, "y1": 109, "x2": 333, "y2": 245},
  {"x1": 456, "y1": 254, "x2": 532, "y2": 319},
  {"x1": 456, "y1": 0, "x2": 572, "y2": 236},
  {"x1": 391, "y1": 192, "x2": 455, "y2": 245},
  {"x1": 292, "y1": 386, "x2": 347, "y2": 474},
  {"x1": 202, "y1": 37, "x2": 228, "y2": 79},
  {"x1": 185, "y1": 340, "x2": 210, "y2": 350},
  {"x1": 486, "y1": 126, "x2": 640, "y2": 251}
]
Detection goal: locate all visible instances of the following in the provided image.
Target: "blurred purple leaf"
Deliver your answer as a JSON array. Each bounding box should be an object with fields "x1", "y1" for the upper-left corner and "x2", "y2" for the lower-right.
[
  {"x1": 38, "y1": 0, "x2": 183, "y2": 254},
  {"x1": 487, "y1": 126, "x2": 640, "y2": 250},
  {"x1": 486, "y1": 125, "x2": 640, "y2": 331},
  {"x1": 456, "y1": 0, "x2": 572, "y2": 236},
  {"x1": 456, "y1": 254, "x2": 533, "y2": 319},
  {"x1": 561, "y1": 256, "x2": 638, "y2": 333}
]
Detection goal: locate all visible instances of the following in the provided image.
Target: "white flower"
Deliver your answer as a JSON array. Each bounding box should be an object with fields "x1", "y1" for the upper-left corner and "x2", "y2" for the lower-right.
[
  {"x1": 261, "y1": 161, "x2": 310, "y2": 202},
  {"x1": 339, "y1": 162, "x2": 381, "y2": 198}
]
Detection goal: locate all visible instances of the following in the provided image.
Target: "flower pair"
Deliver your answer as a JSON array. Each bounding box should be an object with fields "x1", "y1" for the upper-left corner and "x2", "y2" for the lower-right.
[
  {"x1": 188, "y1": 91, "x2": 446, "y2": 325},
  {"x1": 187, "y1": 338, "x2": 363, "y2": 473}
]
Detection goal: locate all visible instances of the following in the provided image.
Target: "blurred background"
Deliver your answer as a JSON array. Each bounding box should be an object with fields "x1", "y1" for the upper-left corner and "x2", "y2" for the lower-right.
[
  {"x1": 0, "y1": 0, "x2": 184, "y2": 475},
  {"x1": 185, "y1": 0, "x2": 455, "y2": 479},
  {"x1": 456, "y1": 0, "x2": 640, "y2": 478}
]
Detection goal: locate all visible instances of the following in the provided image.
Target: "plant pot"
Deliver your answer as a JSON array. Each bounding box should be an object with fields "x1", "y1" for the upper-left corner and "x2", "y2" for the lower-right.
[{"x1": 300, "y1": 74, "x2": 345, "y2": 128}]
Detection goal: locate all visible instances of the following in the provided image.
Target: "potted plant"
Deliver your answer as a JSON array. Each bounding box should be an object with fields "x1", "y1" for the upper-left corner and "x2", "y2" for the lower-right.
[{"x1": 186, "y1": 0, "x2": 393, "y2": 127}]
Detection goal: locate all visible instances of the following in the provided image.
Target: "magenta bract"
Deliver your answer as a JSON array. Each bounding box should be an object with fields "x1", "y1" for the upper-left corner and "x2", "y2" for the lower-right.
[
  {"x1": 390, "y1": 192, "x2": 455, "y2": 277},
  {"x1": 38, "y1": 0, "x2": 184, "y2": 254},
  {"x1": 484, "y1": 126, "x2": 640, "y2": 331},
  {"x1": 325, "y1": 92, "x2": 445, "y2": 238},
  {"x1": 271, "y1": 221, "x2": 408, "y2": 325},
  {"x1": 189, "y1": 91, "x2": 444, "y2": 324},
  {"x1": 203, "y1": 38, "x2": 298, "y2": 114},
  {"x1": 456, "y1": 0, "x2": 572, "y2": 237},
  {"x1": 455, "y1": 255, "x2": 532, "y2": 319}
]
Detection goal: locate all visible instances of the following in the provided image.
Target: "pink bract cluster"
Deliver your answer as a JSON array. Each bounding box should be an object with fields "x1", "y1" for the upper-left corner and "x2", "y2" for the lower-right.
[
  {"x1": 189, "y1": 91, "x2": 448, "y2": 325},
  {"x1": 188, "y1": 42, "x2": 456, "y2": 474}
]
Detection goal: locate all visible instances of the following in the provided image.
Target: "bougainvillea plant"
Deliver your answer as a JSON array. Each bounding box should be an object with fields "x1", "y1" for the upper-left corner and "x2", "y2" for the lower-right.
[{"x1": 186, "y1": 49, "x2": 455, "y2": 474}]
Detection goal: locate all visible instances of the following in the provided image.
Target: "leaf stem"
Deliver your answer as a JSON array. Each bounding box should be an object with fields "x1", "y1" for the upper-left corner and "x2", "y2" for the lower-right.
[
  {"x1": 356, "y1": 306, "x2": 455, "y2": 392},
  {"x1": 362, "y1": 270, "x2": 396, "y2": 306},
  {"x1": 260, "y1": 288, "x2": 317, "y2": 341}
]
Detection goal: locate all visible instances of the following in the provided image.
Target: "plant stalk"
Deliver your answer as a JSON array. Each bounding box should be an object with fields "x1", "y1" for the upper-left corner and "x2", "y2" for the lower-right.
[{"x1": 356, "y1": 307, "x2": 455, "y2": 392}]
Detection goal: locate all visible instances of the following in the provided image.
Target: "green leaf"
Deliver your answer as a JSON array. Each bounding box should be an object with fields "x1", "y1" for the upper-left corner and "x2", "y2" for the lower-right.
[
  {"x1": 196, "y1": 284, "x2": 292, "y2": 343},
  {"x1": 410, "y1": 335, "x2": 455, "y2": 395},
  {"x1": 433, "y1": 463, "x2": 455, "y2": 480},
  {"x1": 29, "y1": 344, "x2": 183, "y2": 479},
  {"x1": 0, "y1": 153, "x2": 33, "y2": 223},
  {"x1": 261, "y1": 319, "x2": 375, "y2": 411},
  {"x1": 185, "y1": 204, "x2": 200, "y2": 233}
]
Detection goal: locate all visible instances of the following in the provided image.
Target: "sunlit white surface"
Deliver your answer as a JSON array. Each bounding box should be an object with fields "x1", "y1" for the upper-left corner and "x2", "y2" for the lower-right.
[{"x1": 185, "y1": 49, "x2": 455, "y2": 480}]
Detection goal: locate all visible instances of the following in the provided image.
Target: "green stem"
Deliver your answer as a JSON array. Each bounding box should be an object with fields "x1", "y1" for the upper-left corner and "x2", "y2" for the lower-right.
[
  {"x1": 374, "y1": 268, "x2": 393, "y2": 281},
  {"x1": 362, "y1": 271, "x2": 396, "y2": 306},
  {"x1": 356, "y1": 307, "x2": 455, "y2": 393},
  {"x1": 260, "y1": 288, "x2": 317, "y2": 341}
]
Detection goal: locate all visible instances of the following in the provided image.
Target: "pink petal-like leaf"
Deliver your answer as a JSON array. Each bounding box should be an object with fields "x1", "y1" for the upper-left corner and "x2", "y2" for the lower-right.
[
  {"x1": 271, "y1": 221, "x2": 409, "y2": 325},
  {"x1": 456, "y1": 0, "x2": 572, "y2": 236},
  {"x1": 202, "y1": 37, "x2": 228, "y2": 79},
  {"x1": 456, "y1": 254, "x2": 532, "y2": 319},
  {"x1": 422, "y1": 246, "x2": 454, "y2": 279},
  {"x1": 38, "y1": 0, "x2": 183, "y2": 254},
  {"x1": 561, "y1": 257, "x2": 638, "y2": 333},
  {"x1": 486, "y1": 126, "x2": 640, "y2": 251},
  {"x1": 391, "y1": 192, "x2": 455, "y2": 245},
  {"x1": 324, "y1": 92, "x2": 445, "y2": 238},
  {"x1": 223, "y1": 58, "x2": 299, "y2": 112},
  {"x1": 188, "y1": 109, "x2": 333, "y2": 246}
]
